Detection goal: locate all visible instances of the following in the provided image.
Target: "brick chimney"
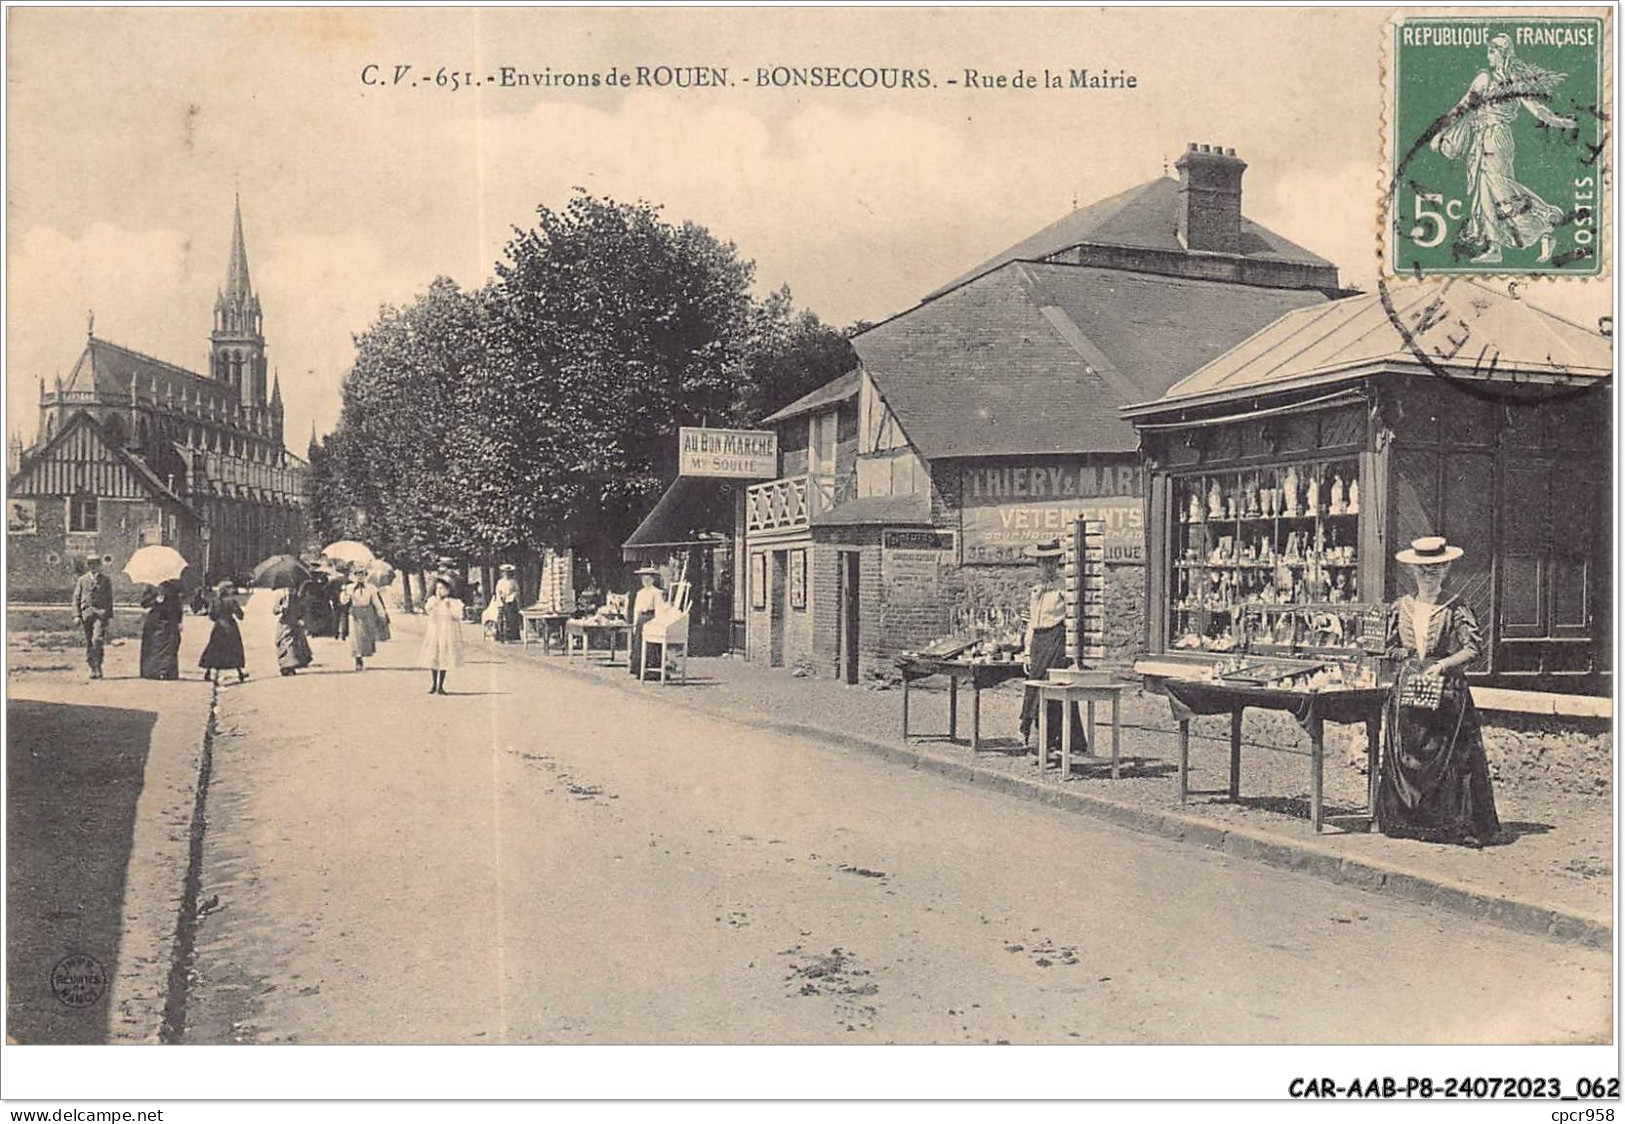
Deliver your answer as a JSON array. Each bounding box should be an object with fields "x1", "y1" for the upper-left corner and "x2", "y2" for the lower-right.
[{"x1": 1175, "y1": 143, "x2": 1246, "y2": 254}]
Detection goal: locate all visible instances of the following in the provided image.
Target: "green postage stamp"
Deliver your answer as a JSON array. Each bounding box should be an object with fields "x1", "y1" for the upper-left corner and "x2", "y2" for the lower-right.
[{"x1": 1386, "y1": 12, "x2": 1608, "y2": 276}]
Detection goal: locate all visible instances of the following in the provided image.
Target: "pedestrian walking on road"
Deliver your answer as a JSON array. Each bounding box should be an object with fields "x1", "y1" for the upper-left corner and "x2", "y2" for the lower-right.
[
  {"x1": 138, "y1": 579, "x2": 185, "y2": 680},
  {"x1": 1378, "y1": 537, "x2": 1500, "y2": 848},
  {"x1": 330, "y1": 575, "x2": 350, "y2": 641},
  {"x1": 272, "y1": 585, "x2": 314, "y2": 676},
  {"x1": 199, "y1": 582, "x2": 249, "y2": 684},
  {"x1": 342, "y1": 568, "x2": 390, "y2": 671},
  {"x1": 72, "y1": 554, "x2": 114, "y2": 680},
  {"x1": 493, "y1": 563, "x2": 522, "y2": 642},
  {"x1": 419, "y1": 577, "x2": 465, "y2": 695},
  {"x1": 627, "y1": 565, "x2": 665, "y2": 679}
]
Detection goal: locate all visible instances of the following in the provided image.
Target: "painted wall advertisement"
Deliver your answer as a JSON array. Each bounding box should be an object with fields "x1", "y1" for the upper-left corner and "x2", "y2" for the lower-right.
[
  {"x1": 882, "y1": 529, "x2": 956, "y2": 602},
  {"x1": 959, "y1": 461, "x2": 1145, "y2": 564}
]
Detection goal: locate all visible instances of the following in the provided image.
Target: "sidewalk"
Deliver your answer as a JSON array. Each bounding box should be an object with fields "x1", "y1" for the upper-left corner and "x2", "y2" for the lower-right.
[
  {"x1": 503, "y1": 639, "x2": 1612, "y2": 949},
  {"x1": 7, "y1": 609, "x2": 216, "y2": 1042}
]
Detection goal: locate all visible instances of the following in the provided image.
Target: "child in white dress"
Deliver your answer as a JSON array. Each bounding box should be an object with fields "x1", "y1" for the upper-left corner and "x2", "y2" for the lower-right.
[{"x1": 419, "y1": 577, "x2": 465, "y2": 695}]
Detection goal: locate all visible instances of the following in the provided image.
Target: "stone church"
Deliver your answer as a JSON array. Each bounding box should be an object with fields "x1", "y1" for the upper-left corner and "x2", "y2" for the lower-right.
[{"x1": 7, "y1": 198, "x2": 309, "y2": 600}]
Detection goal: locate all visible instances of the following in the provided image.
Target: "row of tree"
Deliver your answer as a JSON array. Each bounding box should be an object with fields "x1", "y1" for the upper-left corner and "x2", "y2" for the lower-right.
[{"x1": 308, "y1": 193, "x2": 858, "y2": 581}]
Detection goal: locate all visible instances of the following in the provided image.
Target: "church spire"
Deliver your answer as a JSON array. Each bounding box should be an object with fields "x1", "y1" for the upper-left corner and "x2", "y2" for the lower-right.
[
  {"x1": 212, "y1": 193, "x2": 267, "y2": 406},
  {"x1": 224, "y1": 192, "x2": 253, "y2": 303}
]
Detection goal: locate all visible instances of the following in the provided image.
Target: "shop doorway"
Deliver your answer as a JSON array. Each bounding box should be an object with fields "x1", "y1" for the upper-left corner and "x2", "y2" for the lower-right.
[
  {"x1": 770, "y1": 550, "x2": 789, "y2": 667},
  {"x1": 837, "y1": 550, "x2": 860, "y2": 684}
]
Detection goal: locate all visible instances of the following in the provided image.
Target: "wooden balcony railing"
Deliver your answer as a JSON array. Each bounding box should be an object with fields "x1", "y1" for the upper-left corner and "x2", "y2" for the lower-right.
[{"x1": 745, "y1": 472, "x2": 853, "y2": 534}]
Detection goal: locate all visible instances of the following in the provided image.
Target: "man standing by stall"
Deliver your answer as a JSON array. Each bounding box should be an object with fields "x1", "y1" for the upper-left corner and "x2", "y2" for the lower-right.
[{"x1": 1019, "y1": 540, "x2": 1087, "y2": 755}]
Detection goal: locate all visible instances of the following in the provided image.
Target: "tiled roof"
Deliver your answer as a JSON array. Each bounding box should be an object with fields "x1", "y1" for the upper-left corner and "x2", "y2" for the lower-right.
[
  {"x1": 813, "y1": 492, "x2": 932, "y2": 527},
  {"x1": 759, "y1": 368, "x2": 860, "y2": 426},
  {"x1": 64, "y1": 338, "x2": 230, "y2": 402},
  {"x1": 1129, "y1": 278, "x2": 1614, "y2": 415},
  {"x1": 926, "y1": 177, "x2": 1333, "y2": 301},
  {"x1": 853, "y1": 261, "x2": 1329, "y2": 459}
]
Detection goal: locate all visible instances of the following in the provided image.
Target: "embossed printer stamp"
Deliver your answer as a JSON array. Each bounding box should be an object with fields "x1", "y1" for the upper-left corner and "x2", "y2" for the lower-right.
[{"x1": 1385, "y1": 13, "x2": 1608, "y2": 277}]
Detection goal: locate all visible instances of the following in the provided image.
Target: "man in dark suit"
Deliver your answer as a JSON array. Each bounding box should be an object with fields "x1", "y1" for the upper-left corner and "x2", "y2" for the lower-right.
[{"x1": 72, "y1": 554, "x2": 114, "y2": 679}]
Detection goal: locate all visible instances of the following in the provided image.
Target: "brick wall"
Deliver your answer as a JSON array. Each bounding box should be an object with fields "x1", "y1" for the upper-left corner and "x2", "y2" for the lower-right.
[
  {"x1": 743, "y1": 537, "x2": 818, "y2": 669},
  {"x1": 1103, "y1": 562, "x2": 1145, "y2": 662},
  {"x1": 8, "y1": 495, "x2": 202, "y2": 603}
]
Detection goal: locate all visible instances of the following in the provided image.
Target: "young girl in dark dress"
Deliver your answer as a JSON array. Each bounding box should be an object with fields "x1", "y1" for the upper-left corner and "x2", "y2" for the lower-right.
[
  {"x1": 199, "y1": 582, "x2": 248, "y2": 684},
  {"x1": 1377, "y1": 537, "x2": 1500, "y2": 848}
]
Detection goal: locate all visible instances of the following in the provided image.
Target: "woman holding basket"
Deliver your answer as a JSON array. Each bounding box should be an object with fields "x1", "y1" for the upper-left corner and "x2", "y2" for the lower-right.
[{"x1": 1377, "y1": 537, "x2": 1499, "y2": 848}]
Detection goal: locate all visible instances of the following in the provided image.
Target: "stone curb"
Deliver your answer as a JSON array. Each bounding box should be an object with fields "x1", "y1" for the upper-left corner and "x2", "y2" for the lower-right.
[
  {"x1": 506, "y1": 644, "x2": 1613, "y2": 952},
  {"x1": 160, "y1": 676, "x2": 219, "y2": 1043}
]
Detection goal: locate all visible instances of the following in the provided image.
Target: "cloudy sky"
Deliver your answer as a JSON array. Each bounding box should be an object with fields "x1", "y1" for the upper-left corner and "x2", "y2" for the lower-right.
[{"x1": 7, "y1": 7, "x2": 1609, "y2": 450}]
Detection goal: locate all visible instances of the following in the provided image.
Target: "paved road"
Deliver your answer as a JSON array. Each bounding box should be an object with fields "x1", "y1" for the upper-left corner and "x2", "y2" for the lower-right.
[{"x1": 185, "y1": 596, "x2": 1610, "y2": 1044}]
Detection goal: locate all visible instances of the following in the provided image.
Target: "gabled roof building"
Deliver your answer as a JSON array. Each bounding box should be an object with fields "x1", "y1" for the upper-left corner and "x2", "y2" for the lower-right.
[
  {"x1": 9, "y1": 198, "x2": 308, "y2": 599},
  {"x1": 740, "y1": 143, "x2": 1349, "y2": 680}
]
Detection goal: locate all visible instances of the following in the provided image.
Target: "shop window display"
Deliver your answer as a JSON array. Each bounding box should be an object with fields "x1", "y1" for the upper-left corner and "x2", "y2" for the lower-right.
[{"x1": 1171, "y1": 457, "x2": 1372, "y2": 658}]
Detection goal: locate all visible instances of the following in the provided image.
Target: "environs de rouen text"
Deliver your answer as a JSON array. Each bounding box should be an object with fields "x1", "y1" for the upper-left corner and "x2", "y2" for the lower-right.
[{"x1": 358, "y1": 64, "x2": 1140, "y2": 92}]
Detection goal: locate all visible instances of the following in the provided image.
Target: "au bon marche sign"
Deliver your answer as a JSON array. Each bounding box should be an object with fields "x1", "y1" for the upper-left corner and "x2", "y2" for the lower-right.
[{"x1": 678, "y1": 427, "x2": 778, "y2": 479}]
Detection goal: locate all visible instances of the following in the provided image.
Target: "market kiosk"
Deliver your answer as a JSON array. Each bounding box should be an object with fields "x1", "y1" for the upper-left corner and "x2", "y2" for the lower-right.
[{"x1": 1123, "y1": 280, "x2": 1612, "y2": 829}]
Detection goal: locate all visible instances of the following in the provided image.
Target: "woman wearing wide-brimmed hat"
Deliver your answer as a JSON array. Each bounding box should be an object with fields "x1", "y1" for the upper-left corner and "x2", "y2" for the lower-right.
[
  {"x1": 493, "y1": 563, "x2": 522, "y2": 643},
  {"x1": 627, "y1": 564, "x2": 665, "y2": 678},
  {"x1": 340, "y1": 564, "x2": 390, "y2": 671},
  {"x1": 1377, "y1": 536, "x2": 1500, "y2": 847},
  {"x1": 1018, "y1": 539, "x2": 1087, "y2": 755}
]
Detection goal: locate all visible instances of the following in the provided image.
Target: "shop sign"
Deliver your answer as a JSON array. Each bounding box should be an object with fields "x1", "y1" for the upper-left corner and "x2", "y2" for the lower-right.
[
  {"x1": 678, "y1": 427, "x2": 778, "y2": 479},
  {"x1": 882, "y1": 530, "x2": 956, "y2": 601},
  {"x1": 960, "y1": 461, "x2": 1144, "y2": 564}
]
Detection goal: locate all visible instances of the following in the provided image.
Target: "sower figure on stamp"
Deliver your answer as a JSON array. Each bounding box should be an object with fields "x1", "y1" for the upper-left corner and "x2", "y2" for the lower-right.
[
  {"x1": 72, "y1": 553, "x2": 114, "y2": 680},
  {"x1": 1431, "y1": 34, "x2": 1576, "y2": 264}
]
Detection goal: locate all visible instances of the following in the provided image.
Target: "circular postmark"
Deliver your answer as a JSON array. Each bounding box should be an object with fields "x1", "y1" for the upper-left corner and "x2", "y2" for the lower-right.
[
  {"x1": 51, "y1": 953, "x2": 108, "y2": 1008},
  {"x1": 1376, "y1": 275, "x2": 1604, "y2": 408}
]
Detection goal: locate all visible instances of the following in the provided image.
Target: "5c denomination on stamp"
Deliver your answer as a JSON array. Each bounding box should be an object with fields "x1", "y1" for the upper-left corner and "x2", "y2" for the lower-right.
[{"x1": 1385, "y1": 12, "x2": 1608, "y2": 277}]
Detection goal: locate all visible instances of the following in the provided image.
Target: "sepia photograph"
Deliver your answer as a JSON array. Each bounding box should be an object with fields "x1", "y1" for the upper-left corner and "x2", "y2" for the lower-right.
[{"x1": 2, "y1": 2, "x2": 1618, "y2": 1112}]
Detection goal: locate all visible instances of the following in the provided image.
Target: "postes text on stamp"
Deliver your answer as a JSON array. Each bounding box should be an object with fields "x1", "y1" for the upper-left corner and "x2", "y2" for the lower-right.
[{"x1": 1387, "y1": 14, "x2": 1607, "y2": 277}]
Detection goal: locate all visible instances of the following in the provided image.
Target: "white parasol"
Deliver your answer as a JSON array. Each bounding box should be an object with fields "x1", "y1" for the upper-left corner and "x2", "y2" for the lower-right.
[
  {"x1": 123, "y1": 545, "x2": 189, "y2": 587},
  {"x1": 322, "y1": 540, "x2": 376, "y2": 567}
]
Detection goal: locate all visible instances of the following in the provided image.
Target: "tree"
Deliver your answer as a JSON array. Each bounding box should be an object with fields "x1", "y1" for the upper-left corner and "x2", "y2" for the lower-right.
[
  {"x1": 324, "y1": 191, "x2": 858, "y2": 580},
  {"x1": 450, "y1": 192, "x2": 764, "y2": 573},
  {"x1": 323, "y1": 277, "x2": 486, "y2": 569},
  {"x1": 736, "y1": 286, "x2": 859, "y2": 423}
]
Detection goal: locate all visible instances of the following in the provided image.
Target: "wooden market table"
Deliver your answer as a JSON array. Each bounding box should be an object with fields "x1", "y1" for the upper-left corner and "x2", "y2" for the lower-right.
[
  {"x1": 564, "y1": 619, "x2": 629, "y2": 664},
  {"x1": 1025, "y1": 677, "x2": 1124, "y2": 779},
  {"x1": 519, "y1": 610, "x2": 571, "y2": 654},
  {"x1": 1152, "y1": 677, "x2": 1388, "y2": 833},
  {"x1": 896, "y1": 656, "x2": 1029, "y2": 752}
]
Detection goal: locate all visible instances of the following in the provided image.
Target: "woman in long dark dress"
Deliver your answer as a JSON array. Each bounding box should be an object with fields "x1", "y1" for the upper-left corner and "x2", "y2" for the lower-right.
[
  {"x1": 1377, "y1": 536, "x2": 1500, "y2": 847},
  {"x1": 493, "y1": 563, "x2": 522, "y2": 643},
  {"x1": 272, "y1": 586, "x2": 314, "y2": 676},
  {"x1": 139, "y1": 579, "x2": 184, "y2": 680},
  {"x1": 199, "y1": 582, "x2": 248, "y2": 683}
]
